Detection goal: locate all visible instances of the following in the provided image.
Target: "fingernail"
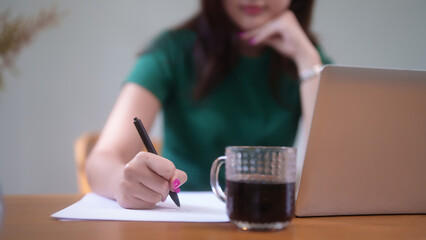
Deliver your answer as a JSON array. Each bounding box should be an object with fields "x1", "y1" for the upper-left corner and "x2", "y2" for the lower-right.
[
  {"x1": 173, "y1": 187, "x2": 181, "y2": 193},
  {"x1": 173, "y1": 179, "x2": 181, "y2": 188},
  {"x1": 249, "y1": 38, "x2": 256, "y2": 45},
  {"x1": 238, "y1": 32, "x2": 245, "y2": 38}
]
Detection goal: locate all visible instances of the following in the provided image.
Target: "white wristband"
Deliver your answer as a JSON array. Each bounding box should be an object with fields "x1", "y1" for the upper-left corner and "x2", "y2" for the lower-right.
[{"x1": 299, "y1": 64, "x2": 323, "y2": 83}]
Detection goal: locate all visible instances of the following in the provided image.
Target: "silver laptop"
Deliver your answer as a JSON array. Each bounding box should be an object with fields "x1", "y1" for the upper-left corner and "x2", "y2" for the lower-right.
[{"x1": 295, "y1": 65, "x2": 426, "y2": 217}]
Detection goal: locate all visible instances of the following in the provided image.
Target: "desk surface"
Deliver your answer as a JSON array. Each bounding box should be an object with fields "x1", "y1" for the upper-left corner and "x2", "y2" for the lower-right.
[{"x1": 1, "y1": 195, "x2": 425, "y2": 240}]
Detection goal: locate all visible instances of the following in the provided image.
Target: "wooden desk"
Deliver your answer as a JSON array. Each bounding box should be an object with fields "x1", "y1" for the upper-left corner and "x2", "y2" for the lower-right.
[{"x1": 1, "y1": 195, "x2": 425, "y2": 240}]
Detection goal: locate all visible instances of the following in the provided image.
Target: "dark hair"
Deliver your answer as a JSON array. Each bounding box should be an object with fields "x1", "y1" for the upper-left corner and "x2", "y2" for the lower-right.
[{"x1": 180, "y1": 0, "x2": 318, "y2": 100}]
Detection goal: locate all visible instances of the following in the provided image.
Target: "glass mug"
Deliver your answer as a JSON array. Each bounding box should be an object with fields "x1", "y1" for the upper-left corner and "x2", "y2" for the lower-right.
[{"x1": 210, "y1": 146, "x2": 296, "y2": 231}]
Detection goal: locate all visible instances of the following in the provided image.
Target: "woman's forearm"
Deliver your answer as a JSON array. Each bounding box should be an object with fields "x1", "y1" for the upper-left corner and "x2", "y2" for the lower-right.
[
  {"x1": 85, "y1": 150, "x2": 125, "y2": 199},
  {"x1": 299, "y1": 75, "x2": 320, "y2": 135},
  {"x1": 296, "y1": 49, "x2": 322, "y2": 140}
]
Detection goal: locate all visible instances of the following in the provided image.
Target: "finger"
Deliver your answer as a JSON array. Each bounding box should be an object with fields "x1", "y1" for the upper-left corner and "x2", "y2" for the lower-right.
[
  {"x1": 240, "y1": 13, "x2": 284, "y2": 42},
  {"x1": 124, "y1": 158, "x2": 170, "y2": 200},
  {"x1": 132, "y1": 197, "x2": 156, "y2": 209},
  {"x1": 116, "y1": 192, "x2": 156, "y2": 209},
  {"x1": 240, "y1": 26, "x2": 263, "y2": 40},
  {"x1": 248, "y1": 22, "x2": 281, "y2": 45},
  {"x1": 134, "y1": 152, "x2": 177, "y2": 180},
  {"x1": 133, "y1": 182, "x2": 165, "y2": 204},
  {"x1": 138, "y1": 169, "x2": 170, "y2": 201},
  {"x1": 169, "y1": 169, "x2": 188, "y2": 193},
  {"x1": 264, "y1": 37, "x2": 282, "y2": 50},
  {"x1": 120, "y1": 176, "x2": 164, "y2": 204}
]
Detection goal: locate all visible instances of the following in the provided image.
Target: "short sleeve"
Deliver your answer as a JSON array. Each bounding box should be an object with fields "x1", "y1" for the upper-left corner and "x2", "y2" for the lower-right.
[{"x1": 124, "y1": 32, "x2": 176, "y2": 104}]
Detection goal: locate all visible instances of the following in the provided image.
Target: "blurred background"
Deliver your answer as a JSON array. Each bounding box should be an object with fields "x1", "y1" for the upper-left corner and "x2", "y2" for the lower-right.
[{"x1": 0, "y1": 0, "x2": 425, "y2": 194}]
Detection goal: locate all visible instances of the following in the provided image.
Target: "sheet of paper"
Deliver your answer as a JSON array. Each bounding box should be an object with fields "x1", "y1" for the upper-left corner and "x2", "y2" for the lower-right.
[{"x1": 51, "y1": 191, "x2": 229, "y2": 222}]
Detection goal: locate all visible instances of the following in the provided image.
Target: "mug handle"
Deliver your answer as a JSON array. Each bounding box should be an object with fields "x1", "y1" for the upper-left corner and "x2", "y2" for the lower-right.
[{"x1": 210, "y1": 156, "x2": 227, "y2": 203}]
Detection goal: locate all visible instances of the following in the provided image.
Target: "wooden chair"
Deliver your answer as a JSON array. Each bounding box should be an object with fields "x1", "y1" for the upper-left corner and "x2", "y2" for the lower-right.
[
  {"x1": 74, "y1": 132, "x2": 162, "y2": 194},
  {"x1": 74, "y1": 132, "x2": 99, "y2": 194}
]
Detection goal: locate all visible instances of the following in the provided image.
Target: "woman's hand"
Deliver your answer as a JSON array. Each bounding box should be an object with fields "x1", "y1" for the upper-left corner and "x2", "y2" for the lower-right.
[
  {"x1": 240, "y1": 10, "x2": 321, "y2": 71},
  {"x1": 240, "y1": 10, "x2": 324, "y2": 139},
  {"x1": 113, "y1": 152, "x2": 187, "y2": 209}
]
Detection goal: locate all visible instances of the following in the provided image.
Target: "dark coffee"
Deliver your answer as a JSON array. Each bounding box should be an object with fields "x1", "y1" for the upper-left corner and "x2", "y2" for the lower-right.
[{"x1": 226, "y1": 180, "x2": 295, "y2": 223}]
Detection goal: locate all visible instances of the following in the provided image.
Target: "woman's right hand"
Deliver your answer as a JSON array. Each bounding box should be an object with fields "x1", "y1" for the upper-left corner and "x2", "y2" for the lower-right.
[{"x1": 113, "y1": 151, "x2": 187, "y2": 209}]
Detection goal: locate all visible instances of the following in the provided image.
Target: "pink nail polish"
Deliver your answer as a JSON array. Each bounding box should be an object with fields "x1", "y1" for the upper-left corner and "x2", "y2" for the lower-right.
[
  {"x1": 174, "y1": 187, "x2": 181, "y2": 193},
  {"x1": 173, "y1": 179, "x2": 180, "y2": 188},
  {"x1": 249, "y1": 38, "x2": 256, "y2": 45}
]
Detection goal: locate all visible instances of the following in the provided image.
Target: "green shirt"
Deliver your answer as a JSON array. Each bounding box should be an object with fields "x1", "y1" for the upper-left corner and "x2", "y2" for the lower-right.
[{"x1": 125, "y1": 29, "x2": 331, "y2": 190}]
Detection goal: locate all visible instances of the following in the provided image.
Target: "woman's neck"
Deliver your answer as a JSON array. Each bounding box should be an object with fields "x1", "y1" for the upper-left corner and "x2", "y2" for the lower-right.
[{"x1": 239, "y1": 41, "x2": 265, "y2": 57}]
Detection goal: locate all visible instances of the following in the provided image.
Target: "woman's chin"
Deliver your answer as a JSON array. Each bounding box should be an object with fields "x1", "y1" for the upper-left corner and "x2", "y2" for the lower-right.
[{"x1": 237, "y1": 17, "x2": 269, "y2": 31}]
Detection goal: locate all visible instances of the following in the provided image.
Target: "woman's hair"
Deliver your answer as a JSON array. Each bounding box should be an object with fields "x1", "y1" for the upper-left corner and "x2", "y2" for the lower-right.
[{"x1": 180, "y1": 0, "x2": 318, "y2": 100}]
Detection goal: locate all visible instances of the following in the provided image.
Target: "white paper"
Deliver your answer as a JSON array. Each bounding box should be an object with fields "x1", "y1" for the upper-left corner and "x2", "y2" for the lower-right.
[{"x1": 51, "y1": 192, "x2": 229, "y2": 222}]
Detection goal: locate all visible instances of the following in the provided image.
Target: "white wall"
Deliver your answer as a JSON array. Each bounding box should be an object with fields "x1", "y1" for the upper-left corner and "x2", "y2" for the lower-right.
[
  {"x1": 312, "y1": 0, "x2": 426, "y2": 70},
  {"x1": 0, "y1": 0, "x2": 425, "y2": 194},
  {"x1": 294, "y1": 0, "x2": 426, "y2": 182},
  {"x1": 0, "y1": 0, "x2": 199, "y2": 194}
]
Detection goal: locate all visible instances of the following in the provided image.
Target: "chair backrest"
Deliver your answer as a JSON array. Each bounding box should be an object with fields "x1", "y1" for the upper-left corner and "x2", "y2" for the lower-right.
[
  {"x1": 74, "y1": 132, "x2": 162, "y2": 194},
  {"x1": 74, "y1": 132, "x2": 99, "y2": 194}
]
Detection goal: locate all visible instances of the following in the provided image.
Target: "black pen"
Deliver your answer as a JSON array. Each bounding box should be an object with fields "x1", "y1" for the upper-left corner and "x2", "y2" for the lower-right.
[{"x1": 133, "y1": 117, "x2": 181, "y2": 207}]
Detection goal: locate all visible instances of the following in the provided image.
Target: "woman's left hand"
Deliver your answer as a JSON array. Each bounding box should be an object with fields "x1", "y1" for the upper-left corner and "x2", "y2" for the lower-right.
[{"x1": 240, "y1": 10, "x2": 321, "y2": 71}]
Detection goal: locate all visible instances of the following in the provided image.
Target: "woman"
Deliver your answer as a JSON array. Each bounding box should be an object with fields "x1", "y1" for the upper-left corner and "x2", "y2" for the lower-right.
[{"x1": 86, "y1": 0, "x2": 331, "y2": 209}]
